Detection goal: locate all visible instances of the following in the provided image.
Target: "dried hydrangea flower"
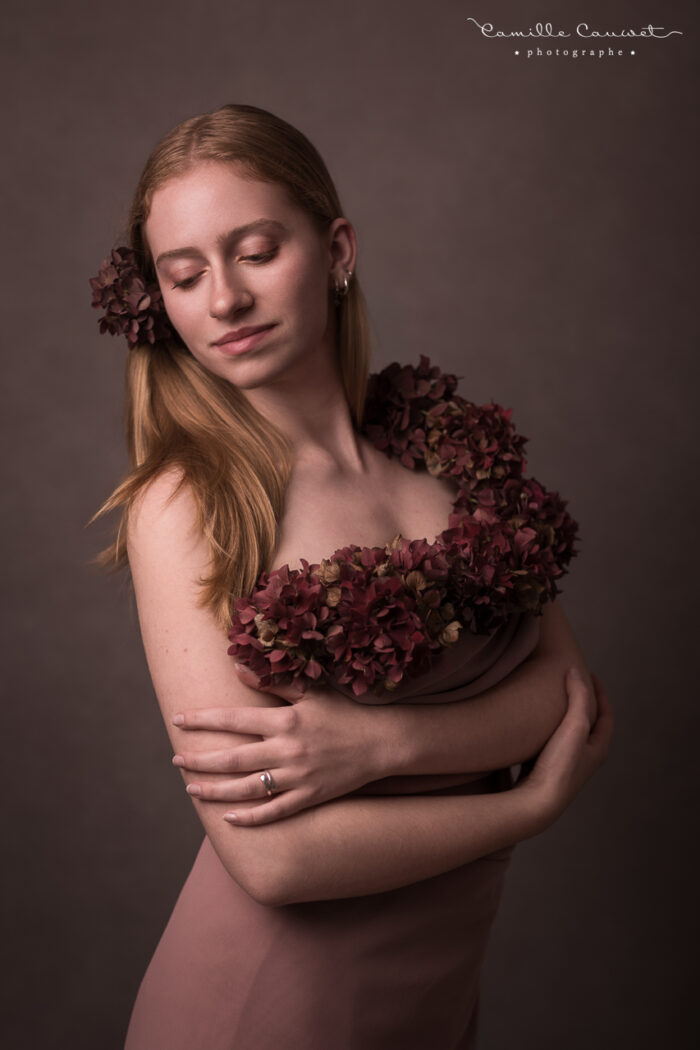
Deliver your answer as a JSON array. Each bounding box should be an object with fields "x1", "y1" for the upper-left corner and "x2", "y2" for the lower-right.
[
  {"x1": 362, "y1": 354, "x2": 527, "y2": 492},
  {"x1": 228, "y1": 357, "x2": 581, "y2": 698},
  {"x1": 89, "y1": 246, "x2": 175, "y2": 349}
]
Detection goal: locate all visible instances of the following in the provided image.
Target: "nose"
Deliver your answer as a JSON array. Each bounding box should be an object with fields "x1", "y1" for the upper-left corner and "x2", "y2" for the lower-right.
[{"x1": 208, "y1": 263, "x2": 253, "y2": 320}]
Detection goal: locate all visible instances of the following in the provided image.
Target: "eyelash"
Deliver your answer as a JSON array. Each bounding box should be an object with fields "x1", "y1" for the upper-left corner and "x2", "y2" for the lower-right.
[{"x1": 171, "y1": 250, "x2": 278, "y2": 290}]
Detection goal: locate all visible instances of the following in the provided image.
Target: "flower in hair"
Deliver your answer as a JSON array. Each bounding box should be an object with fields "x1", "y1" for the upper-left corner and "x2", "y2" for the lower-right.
[
  {"x1": 89, "y1": 247, "x2": 174, "y2": 348},
  {"x1": 227, "y1": 356, "x2": 581, "y2": 698}
]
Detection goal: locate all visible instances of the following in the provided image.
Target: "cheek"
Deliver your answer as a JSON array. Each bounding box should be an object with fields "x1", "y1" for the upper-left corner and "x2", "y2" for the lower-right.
[
  {"x1": 280, "y1": 256, "x2": 329, "y2": 326},
  {"x1": 161, "y1": 289, "x2": 203, "y2": 340}
]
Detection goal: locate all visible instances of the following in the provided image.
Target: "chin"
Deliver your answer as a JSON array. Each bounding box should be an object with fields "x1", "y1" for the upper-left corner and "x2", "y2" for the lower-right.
[
  {"x1": 221, "y1": 343, "x2": 323, "y2": 390},
  {"x1": 208, "y1": 353, "x2": 286, "y2": 392}
]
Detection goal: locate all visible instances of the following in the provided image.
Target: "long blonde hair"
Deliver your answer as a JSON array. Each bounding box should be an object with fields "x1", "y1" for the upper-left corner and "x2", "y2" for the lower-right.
[{"x1": 88, "y1": 104, "x2": 373, "y2": 630}]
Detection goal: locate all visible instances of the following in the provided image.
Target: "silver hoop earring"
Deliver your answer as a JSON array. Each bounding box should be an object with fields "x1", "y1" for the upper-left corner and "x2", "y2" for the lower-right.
[{"x1": 333, "y1": 269, "x2": 354, "y2": 306}]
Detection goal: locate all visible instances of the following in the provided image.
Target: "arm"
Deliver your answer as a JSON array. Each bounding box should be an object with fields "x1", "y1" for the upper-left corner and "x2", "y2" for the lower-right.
[
  {"x1": 170, "y1": 602, "x2": 592, "y2": 824},
  {"x1": 245, "y1": 660, "x2": 610, "y2": 905},
  {"x1": 236, "y1": 787, "x2": 540, "y2": 904},
  {"x1": 377, "y1": 599, "x2": 594, "y2": 778},
  {"x1": 126, "y1": 470, "x2": 577, "y2": 906}
]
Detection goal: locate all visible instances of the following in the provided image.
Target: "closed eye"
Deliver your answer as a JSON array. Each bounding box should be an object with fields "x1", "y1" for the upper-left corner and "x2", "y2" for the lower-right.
[
  {"x1": 171, "y1": 249, "x2": 278, "y2": 290},
  {"x1": 239, "y1": 249, "x2": 278, "y2": 264},
  {"x1": 171, "y1": 274, "x2": 202, "y2": 290}
]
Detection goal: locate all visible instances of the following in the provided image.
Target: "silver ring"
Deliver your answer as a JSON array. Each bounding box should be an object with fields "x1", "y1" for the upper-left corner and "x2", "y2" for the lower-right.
[{"x1": 259, "y1": 769, "x2": 278, "y2": 797}]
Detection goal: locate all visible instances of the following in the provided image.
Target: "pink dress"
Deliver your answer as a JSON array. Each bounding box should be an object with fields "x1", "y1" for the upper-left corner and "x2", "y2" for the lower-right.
[{"x1": 124, "y1": 611, "x2": 540, "y2": 1050}]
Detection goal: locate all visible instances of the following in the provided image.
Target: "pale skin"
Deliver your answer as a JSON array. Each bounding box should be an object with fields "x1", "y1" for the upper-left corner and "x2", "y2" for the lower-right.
[
  {"x1": 127, "y1": 159, "x2": 614, "y2": 907},
  {"x1": 171, "y1": 598, "x2": 594, "y2": 822}
]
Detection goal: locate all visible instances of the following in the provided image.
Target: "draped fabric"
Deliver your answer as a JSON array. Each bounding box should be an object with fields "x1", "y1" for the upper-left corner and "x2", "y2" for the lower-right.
[{"x1": 124, "y1": 612, "x2": 540, "y2": 1050}]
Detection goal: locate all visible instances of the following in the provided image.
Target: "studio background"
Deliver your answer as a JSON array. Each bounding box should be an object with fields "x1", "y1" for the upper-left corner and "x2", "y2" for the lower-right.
[{"x1": 2, "y1": 1, "x2": 697, "y2": 1047}]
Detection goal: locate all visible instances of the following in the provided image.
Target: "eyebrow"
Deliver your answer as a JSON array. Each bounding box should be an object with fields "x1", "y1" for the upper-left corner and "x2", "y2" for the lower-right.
[{"x1": 155, "y1": 218, "x2": 287, "y2": 268}]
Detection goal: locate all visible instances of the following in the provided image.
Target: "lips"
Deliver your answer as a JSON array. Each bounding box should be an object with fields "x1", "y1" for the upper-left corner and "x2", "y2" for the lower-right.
[
  {"x1": 212, "y1": 323, "x2": 278, "y2": 358},
  {"x1": 213, "y1": 324, "x2": 275, "y2": 346}
]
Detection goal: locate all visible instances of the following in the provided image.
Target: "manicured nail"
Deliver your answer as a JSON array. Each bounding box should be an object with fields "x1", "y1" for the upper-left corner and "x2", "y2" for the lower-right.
[
  {"x1": 186, "y1": 784, "x2": 201, "y2": 796},
  {"x1": 172, "y1": 754, "x2": 185, "y2": 767},
  {"x1": 172, "y1": 714, "x2": 184, "y2": 726},
  {"x1": 223, "y1": 812, "x2": 239, "y2": 822}
]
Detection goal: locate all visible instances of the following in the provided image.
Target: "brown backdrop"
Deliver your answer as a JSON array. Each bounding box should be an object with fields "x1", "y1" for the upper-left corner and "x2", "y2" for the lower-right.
[{"x1": 2, "y1": 0, "x2": 697, "y2": 1046}]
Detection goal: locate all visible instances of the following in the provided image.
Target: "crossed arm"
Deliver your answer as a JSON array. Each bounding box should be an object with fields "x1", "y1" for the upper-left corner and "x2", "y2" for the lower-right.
[
  {"x1": 127, "y1": 471, "x2": 597, "y2": 906},
  {"x1": 171, "y1": 585, "x2": 591, "y2": 825},
  {"x1": 376, "y1": 596, "x2": 589, "y2": 777}
]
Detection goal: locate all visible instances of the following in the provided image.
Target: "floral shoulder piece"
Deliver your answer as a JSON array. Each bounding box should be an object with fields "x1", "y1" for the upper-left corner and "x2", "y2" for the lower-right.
[{"x1": 228, "y1": 356, "x2": 579, "y2": 698}]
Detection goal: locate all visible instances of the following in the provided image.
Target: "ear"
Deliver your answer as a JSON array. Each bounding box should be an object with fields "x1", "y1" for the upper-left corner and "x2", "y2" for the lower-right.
[{"x1": 327, "y1": 217, "x2": 357, "y2": 279}]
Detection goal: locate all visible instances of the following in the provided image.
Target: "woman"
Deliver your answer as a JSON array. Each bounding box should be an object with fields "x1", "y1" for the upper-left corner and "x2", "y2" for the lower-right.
[{"x1": 89, "y1": 103, "x2": 613, "y2": 1049}]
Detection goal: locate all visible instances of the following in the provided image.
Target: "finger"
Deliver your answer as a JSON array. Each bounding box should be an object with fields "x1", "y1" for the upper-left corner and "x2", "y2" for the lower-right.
[
  {"x1": 172, "y1": 705, "x2": 295, "y2": 735},
  {"x1": 186, "y1": 771, "x2": 285, "y2": 802},
  {"x1": 233, "y1": 662, "x2": 307, "y2": 701},
  {"x1": 566, "y1": 665, "x2": 598, "y2": 724},
  {"x1": 587, "y1": 675, "x2": 615, "y2": 755},
  {"x1": 173, "y1": 741, "x2": 279, "y2": 773},
  {"x1": 222, "y1": 791, "x2": 309, "y2": 826},
  {"x1": 564, "y1": 668, "x2": 595, "y2": 731},
  {"x1": 532, "y1": 688, "x2": 589, "y2": 772}
]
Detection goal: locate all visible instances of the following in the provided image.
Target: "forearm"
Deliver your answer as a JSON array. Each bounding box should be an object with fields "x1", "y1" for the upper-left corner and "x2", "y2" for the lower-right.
[
  {"x1": 380, "y1": 650, "x2": 568, "y2": 776},
  {"x1": 220, "y1": 783, "x2": 542, "y2": 906},
  {"x1": 374, "y1": 603, "x2": 592, "y2": 777}
]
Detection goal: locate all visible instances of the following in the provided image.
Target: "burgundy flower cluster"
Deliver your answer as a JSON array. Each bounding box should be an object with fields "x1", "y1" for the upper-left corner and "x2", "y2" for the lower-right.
[
  {"x1": 228, "y1": 358, "x2": 580, "y2": 698},
  {"x1": 89, "y1": 247, "x2": 175, "y2": 349},
  {"x1": 228, "y1": 535, "x2": 460, "y2": 698},
  {"x1": 362, "y1": 355, "x2": 527, "y2": 494}
]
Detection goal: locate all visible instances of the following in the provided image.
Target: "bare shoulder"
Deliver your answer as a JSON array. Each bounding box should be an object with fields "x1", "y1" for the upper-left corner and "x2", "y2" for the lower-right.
[
  {"x1": 125, "y1": 466, "x2": 289, "y2": 894},
  {"x1": 126, "y1": 467, "x2": 215, "y2": 662},
  {"x1": 125, "y1": 464, "x2": 280, "y2": 727},
  {"x1": 127, "y1": 465, "x2": 199, "y2": 559}
]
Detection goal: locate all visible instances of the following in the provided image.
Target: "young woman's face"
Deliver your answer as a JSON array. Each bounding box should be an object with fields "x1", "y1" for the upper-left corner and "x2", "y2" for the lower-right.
[{"x1": 145, "y1": 160, "x2": 346, "y2": 388}]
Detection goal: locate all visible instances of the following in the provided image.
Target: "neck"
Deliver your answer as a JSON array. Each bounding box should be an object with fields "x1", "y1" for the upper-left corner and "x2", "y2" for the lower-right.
[{"x1": 240, "y1": 344, "x2": 370, "y2": 477}]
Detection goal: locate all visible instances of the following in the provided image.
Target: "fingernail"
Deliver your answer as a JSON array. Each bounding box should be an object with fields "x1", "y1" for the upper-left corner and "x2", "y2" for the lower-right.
[
  {"x1": 223, "y1": 812, "x2": 238, "y2": 822},
  {"x1": 186, "y1": 784, "x2": 201, "y2": 796},
  {"x1": 172, "y1": 755, "x2": 185, "y2": 767},
  {"x1": 569, "y1": 666, "x2": 583, "y2": 680},
  {"x1": 234, "y1": 662, "x2": 256, "y2": 680},
  {"x1": 172, "y1": 714, "x2": 184, "y2": 726}
]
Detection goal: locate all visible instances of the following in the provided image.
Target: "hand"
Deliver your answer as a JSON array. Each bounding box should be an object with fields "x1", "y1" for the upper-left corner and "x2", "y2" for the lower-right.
[
  {"x1": 513, "y1": 667, "x2": 614, "y2": 829},
  {"x1": 171, "y1": 664, "x2": 388, "y2": 825}
]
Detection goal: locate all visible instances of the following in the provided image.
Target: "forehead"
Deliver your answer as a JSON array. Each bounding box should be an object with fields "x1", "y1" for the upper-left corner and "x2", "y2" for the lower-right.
[{"x1": 145, "y1": 161, "x2": 304, "y2": 251}]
